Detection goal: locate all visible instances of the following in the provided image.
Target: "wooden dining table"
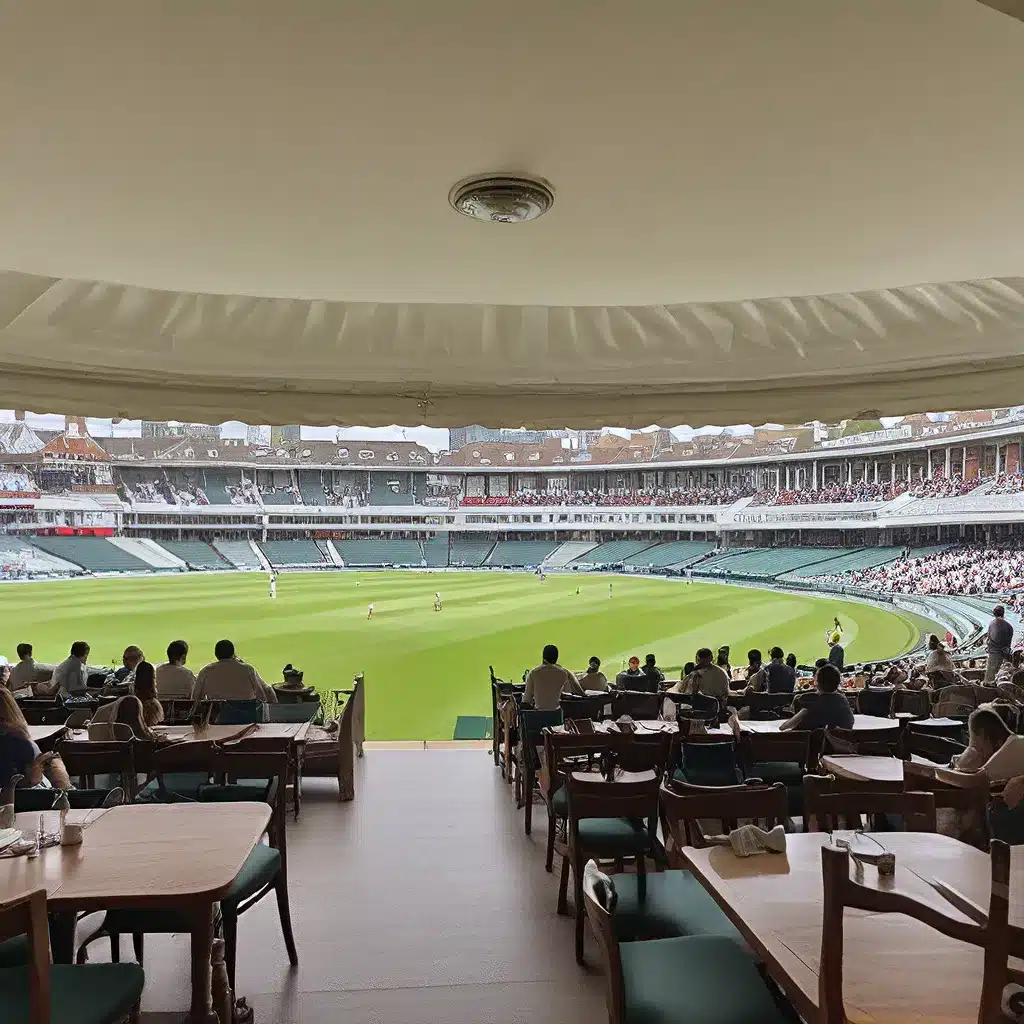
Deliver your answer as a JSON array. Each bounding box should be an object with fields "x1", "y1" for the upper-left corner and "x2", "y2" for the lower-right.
[
  {"x1": 820, "y1": 753, "x2": 945, "y2": 784},
  {"x1": 2, "y1": 802, "x2": 270, "y2": 1023},
  {"x1": 27, "y1": 723, "x2": 68, "y2": 751},
  {"x1": 683, "y1": 831, "x2": 1023, "y2": 1023}
]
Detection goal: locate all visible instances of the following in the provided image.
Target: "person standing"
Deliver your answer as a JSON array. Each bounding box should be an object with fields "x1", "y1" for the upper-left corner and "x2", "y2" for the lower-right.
[
  {"x1": 269, "y1": 569, "x2": 277, "y2": 600},
  {"x1": 523, "y1": 644, "x2": 584, "y2": 710},
  {"x1": 985, "y1": 604, "x2": 1015, "y2": 682},
  {"x1": 827, "y1": 632, "x2": 845, "y2": 671}
]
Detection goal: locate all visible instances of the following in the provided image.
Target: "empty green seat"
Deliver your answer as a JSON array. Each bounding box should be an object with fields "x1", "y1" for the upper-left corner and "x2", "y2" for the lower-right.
[
  {"x1": 577, "y1": 817, "x2": 650, "y2": 855},
  {"x1": 608, "y1": 870, "x2": 746, "y2": 944},
  {"x1": 1, "y1": 962, "x2": 145, "y2": 1024},
  {"x1": 619, "y1": 934, "x2": 789, "y2": 1024}
]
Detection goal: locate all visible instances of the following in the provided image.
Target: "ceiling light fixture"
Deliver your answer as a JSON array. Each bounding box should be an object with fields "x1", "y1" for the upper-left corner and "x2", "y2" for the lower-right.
[{"x1": 448, "y1": 174, "x2": 554, "y2": 223}]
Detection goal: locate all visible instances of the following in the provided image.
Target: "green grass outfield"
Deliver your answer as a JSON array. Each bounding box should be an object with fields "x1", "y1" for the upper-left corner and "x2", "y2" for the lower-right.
[{"x1": 0, "y1": 571, "x2": 938, "y2": 740}]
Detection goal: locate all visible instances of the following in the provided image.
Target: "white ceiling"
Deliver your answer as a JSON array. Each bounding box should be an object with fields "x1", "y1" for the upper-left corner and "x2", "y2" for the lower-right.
[
  {"x1": 1, "y1": 0, "x2": 1022, "y2": 307},
  {"x1": 0, "y1": 1, "x2": 1022, "y2": 428}
]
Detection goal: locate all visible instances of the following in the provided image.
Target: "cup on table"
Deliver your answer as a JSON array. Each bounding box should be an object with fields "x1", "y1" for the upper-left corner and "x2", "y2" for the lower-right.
[{"x1": 60, "y1": 822, "x2": 84, "y2": 846}]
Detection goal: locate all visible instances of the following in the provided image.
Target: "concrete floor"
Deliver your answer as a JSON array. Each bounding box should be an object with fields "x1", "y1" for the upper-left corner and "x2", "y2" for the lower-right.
[{"x1": 132, "y1": 749, "x2": 606, "y2": 1023}]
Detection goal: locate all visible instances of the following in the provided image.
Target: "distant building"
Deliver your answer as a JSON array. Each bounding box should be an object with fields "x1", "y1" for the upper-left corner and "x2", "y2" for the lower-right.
[
  {"x1": 271, "y1": 425, "x2": 301, "y2": 444},
  {"x1": 450, "y1": 425, "x2": 562, "y2": 451},
  {"x1": 142, "y1": 421, "x2": 221, "y2": 440}
]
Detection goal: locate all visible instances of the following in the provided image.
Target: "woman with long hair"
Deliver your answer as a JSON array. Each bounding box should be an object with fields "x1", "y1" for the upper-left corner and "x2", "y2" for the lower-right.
[
  {"x1": 132, "y1": 661, "x2": 164, "y2": 728},
  {"x1": 0, "y1": 688, "x2": 71, "y2": 789}
]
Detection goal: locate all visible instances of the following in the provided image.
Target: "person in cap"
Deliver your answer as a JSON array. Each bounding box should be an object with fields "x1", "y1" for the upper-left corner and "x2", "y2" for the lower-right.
[{"x1": 615, "y1": 656, "x2": 645, "y2": 690}]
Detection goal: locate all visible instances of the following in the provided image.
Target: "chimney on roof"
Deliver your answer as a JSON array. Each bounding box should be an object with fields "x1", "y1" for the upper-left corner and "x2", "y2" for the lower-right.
[{"x1": 14, "y1": 410, "x2": 25, "y2": 422}]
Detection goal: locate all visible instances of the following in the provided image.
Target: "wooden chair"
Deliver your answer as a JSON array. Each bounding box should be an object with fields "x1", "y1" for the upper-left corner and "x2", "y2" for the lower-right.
[
  {"x1": 559, "y1": 693, "x2": 611, "y2": 723},
  {"x1": 56, "y1": 738, "x2": 137, "y2": 801},
  {"x1": 0, "y1": 887, "x2": 145, "y2": 1024},
  {"x1": 740, "y1": 729, "x2": 822, "y2": 817},
  {"x1": 855, "y1": 686, "x2": 894, "y2": 718},
  {"x1": 659, "y1": 779, "x2": 788, "y2": 858},
  {"x1": 668, "y1": 734, "x2": 742, "y2": 787},
  {"x1": 902, "y1": 769, "x2": 992, "y2": 850},
  {"x1": 540, "y1": 730, "x2": 610, "y2": 872},
  {"x1": 819, "y1": 839, "x2": 1018, "y2": 1024},
  {"x1": 20, "y1": 705, "x2": 70, "y2": 727},
  {"x1": 559, "y1": 769, "x2": 662, "y2": 964},
  {"x1": 514, "y1": 708, "x2": 563, "y2": 829},
  {"x1": 580, "y1": 861, "x2": 791, "y2": 1024},
  {"x1": 826, "y1": 725, "x2": 899, "y2": 756},
  {"x1": 899, "y1": 728, "x2": 965, "y2": 764},
  {"x1": 303, "y1": 674, "x2": 363, "y2": 800},
  {"x1": 804, "y1": 775, "x2": 937, "y2": 833},
  {"x1": 80, "y1": 748, "x2": 297, "y2": 994},
  {"x1": 610, "y1": 691, "x2": 662, "y2": 721},
  {"x1": 603, "y1": 730, "x2": 672, "y2": 777},
  {"x1": 744, "y1": 691, "x2": 795, "y2": 720},
  {"x1": 491, "y1": 677, "x2": 523, "y2": 774},
  {"x1": 891, "y1": 688, "x2": 932, "y2": 719}
]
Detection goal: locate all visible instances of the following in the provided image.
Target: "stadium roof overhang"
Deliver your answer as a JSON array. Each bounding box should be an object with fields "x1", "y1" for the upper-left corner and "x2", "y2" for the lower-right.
[{"x1": 1, "y1": 2, "x2": 1023, "y2": 430}]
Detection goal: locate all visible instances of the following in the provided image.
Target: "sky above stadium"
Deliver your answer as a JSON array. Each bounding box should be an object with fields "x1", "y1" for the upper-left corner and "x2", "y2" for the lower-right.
[{"x1": 0, "y1": 410, "x2": 926, "y2": 452}]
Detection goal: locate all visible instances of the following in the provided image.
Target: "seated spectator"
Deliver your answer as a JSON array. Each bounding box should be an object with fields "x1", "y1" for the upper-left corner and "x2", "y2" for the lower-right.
[
  {"x1": 578, "y1": 656, "x2": 609, "y2": 692},
  {"x1": 681, "y1": 647, "x2": 731, "y2": 707},
  {"x1": 941, "y1": 707, "x2": 1024, "y2": 782},
  {"x1": 741, "y1": 649, "x2": 765, "y2": 692},
  {"x1": 37, "y1": 641, "x2": 90, "y2": 699},
  {"x1": 615, "y1": 656, "x2": 645, "y2": 690},
  {"x1": 155, "y1": 639, "x2": 196, "y2": 700},
  {"x1": 133, "y1": 661, "x2": 164, "y2": 727},
  {"x1": 764, "y1": 646, "x2": 797, "y2": 693},
  {"x1": 113, "y1": 645, "x2": 145, "y2": 685},
  {"x1": 780, "y1": 664, "x2": 854, "y2": 731},
  {"x1": 920, "y1": 635, "x2": 956, "y2": 685},
  {"x1": 0, "y1": 689, "x2": 70, "y2": 790},
  {"x1": 717, "y1": 646, "x2": 732, "y2": 678},
  {"x1": 523, "y1": 644, "x2": 584, "y2": 709},
  {"x1": 193, "y1": 639, "x2": 279, "y2": 704},
  {"x1": 639, "y1": 653, "x2": 665, "y2": 693},
  {"x1": 7, "y1": 643, "x2": 52, "y2": 693}
]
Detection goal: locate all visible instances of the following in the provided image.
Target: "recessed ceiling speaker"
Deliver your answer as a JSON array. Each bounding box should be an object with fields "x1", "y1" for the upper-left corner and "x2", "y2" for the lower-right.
[{"x1": 448, "y1": 174, "x2": 554, "y2": 223}]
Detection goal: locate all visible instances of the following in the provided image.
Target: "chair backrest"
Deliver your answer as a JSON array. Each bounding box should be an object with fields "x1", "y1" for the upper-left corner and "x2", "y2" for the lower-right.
[
  {"x1": 603, "y1": 730, "x2": 672, "y2": 776},
  {"x1": 335, "y1": 675, "x2": 364, "y2": 800},
  {"x1": 827, "y1": 726, "x2": 899, "y2": 756},
  {"x1": 819, "y1": 839, "x2": 1011, "y2": 1024},
  {"x1": 519, "y1": 708, "x2": 564, "y2": 749},
  {"x1": 740, "y1": 729, "x2": 821, "y2": 776},
  {"x1": 660, "y1": 779, "x2": 789, "y2": 853},
  {"x1": 988, "y1": 796, "x2": 1024, "y2": 846},
  {"x1": 559, "y1": 694, "x2": 610, "y2": 722},
  {"x1": 855, "y1": 687, "x2": 894, "y2": 718},
  {"x1": 746, "y1": 691, "x2": 794, "y2": 720},
  {"x1": 213, "y1": 699, "x2": 267, "y2": 725},
  {"x1": 674, "y1": 739, "x2": 742, "y2": 787},
  {"x1": 566, "y1": 769, "x2": 661, "y2": 832},
  {"x1": 610, "y1": 691, "x2": 662, "y2": 721},
  {"x1": 803, "y1": 774, "x2": 937, "y2": 833},
  {"x1": 0, "y1": 887, "x2": 51, "y2": 1020},
  {"x1": 57, "y1": 739, "x2": 136, "y2": 799},
  {"x1": 62, "y1": 708, "x2": 92, "y2": 730},
  {"x1": 147, "y1": 739, "x2": 218, "y2": 789},
  {"x1": 540, "y1": 730, "x2": 610, "y2": 807},
  {"x1": 891, "y1": 688, "x2": 932, "y2": 719},
  {"x1": 20, "y1": 705, "x2": 70, "y2": 726},
  {"x1": 205, "y1": 746, "x2": 290, "y2": 859},
  {"x1": 266, "y1": 702, "x2": 318, "y2": 724},
  {"x1": 899, "y1": 728, "x2": 965, "y2": 763},
  {"x1": 581, "y1": 861, "x2": 626, "y2": 1024}
]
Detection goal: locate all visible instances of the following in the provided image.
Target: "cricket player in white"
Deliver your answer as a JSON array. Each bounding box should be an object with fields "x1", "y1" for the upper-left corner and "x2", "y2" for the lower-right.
[
  {"x1": 269, "y1": 571, "x2": 277, "y2": 599},
  {"x1": 367, "y1": 602, "x2": 374, "y2": 620},
  {"x1": 434, "y1": 592, "x2": 442, "y2": 612}
]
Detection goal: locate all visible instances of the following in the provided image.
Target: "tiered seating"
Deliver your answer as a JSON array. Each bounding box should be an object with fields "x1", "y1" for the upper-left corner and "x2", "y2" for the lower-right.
[
  {"x1": 422, "y1": 537, "x2": 450, "y2": 567},
  {"x1": 449, "y1": 537, "x2": 495, "y2": 566},
  {"x1": 260, "y1": 489, "x2": 295, "y2": 506},
  {"x1": 333, "y1": 538, "x2": 423, "y2": 565},
  {"x1": 259, "y1": 540, "x2": 328, "y2": 566},
  {"x1": 202, "y1": 470, "x2": 240, "y2": 503},
  {"x1": 569, "y1": 539, "x2": 657, "y2": 566},
  {"x1": 787, "y1": 547, "x2": 902, "y2": 579},
  {"x1": 698, "y1": 546, "x2": 849, "y2": 578},
  {"x1": 542, "y1": 541, "x2": 597, "y2": 567},
  {"x1": 213, "y1": 540, "x2": 263, "y2": 569},
  {"x1": 628, "y1": 540, "x2": 716, "y2": 568},
  {"x1": 0, "y1": 536, "x2": 81, "y2": 574},
  {"x1": 368, "y1": 480, "x2": 417, "y2": 505},
  {"x1": 30, "y1": 536, "x2": 153, "y2": 572},
  {"x1": 159, "y1": 540, "x2": 233, "y2": 570},
  {"x1": 298, "y1": 471, "x2": 325, "y2": 505},
  {"x1": 485, "y1": 540, "x2": 559, "y2": 566}
]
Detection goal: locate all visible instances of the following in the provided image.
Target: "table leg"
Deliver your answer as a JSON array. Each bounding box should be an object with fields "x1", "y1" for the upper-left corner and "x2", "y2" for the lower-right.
[
  {"x1": 186, "y1": 902, "x2": 219, "y2": 1024},
  {"x1": 49, "y1": 911, "x2": 77, "y2": 964},
  {"x1": 293, "y1": 743, "x2": 304, "y2": 821}
]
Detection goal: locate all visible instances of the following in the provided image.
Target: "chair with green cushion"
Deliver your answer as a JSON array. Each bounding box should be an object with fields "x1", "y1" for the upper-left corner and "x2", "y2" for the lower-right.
[
  {"x1": 1, "y1": 887, "x2": 145, "y2": 1024},
  {"x1": 515, "y1": 708, "x2": 563, "y2": 834},
  {"x1": 81, "y1": 747, "x2": 297, "y2": 991},
  {"x1": 740, "y1": 729, "x2": 820, "y2": 816},
  {"x1": 540, "y1": 729, "x2": 610, "y2": 873},
  {"x1": 803, "y1": 774, "x2": 937, "y2": 833},
  {"x1": 266, "y1": 702, "x2": 317, "y2": 724},
  {"x1": 214, "y1": 700, "x2": 267, "y2": 725},
  {"x1": 559, "y1": 768, "x2": 661, "y2": 964},
  {"x1": 673, "y1": 739, "x2": 742, "y2": 787},
  {"x1": 57, "y1": 738, "x2": 136, "y2": 802},
  {"x1": 581, "y1": 862, "x2": 791, "y2": 1024},
  {"x1": 133, "y1": 738, "x2": 217, "y2": 804}
]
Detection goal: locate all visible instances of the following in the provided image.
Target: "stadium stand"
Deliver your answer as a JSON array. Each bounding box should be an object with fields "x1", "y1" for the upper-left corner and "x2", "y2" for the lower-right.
[
  {"x1": 202, "y1": 470, "x2": 244, "y2": 504},
  {"x1": 697, "y1": 546, "x2": 848, "y2": 579},
  {"x1": 0, "y1": 536, "x2": 81, "y2": 576},
  {"x1": 108, "y1": 537, "x2": 183, "y2": 569},
  {"x1": 485, "y1": 540, "x2": 559, "y2": 566},
  {"x1": 369, "y1": 476, "x2": 418, "y2": 506},
  {"x1": 542, "y1": 541, "x2": 598, "y2": 567},
  {"x1": 298, "y1": 471, "x2": 326, "y2": 506},
  {"x1": 422, "y1": 537, "x2": 450, "y2": 567},
  {"x1": 786, "y1": 547, "x2": 903, "y2": 579},
  {"x1": 449, "y1": 537, "x2": 495, "y2": 566},
  {"x1": 627, "y1": 539, "x2": 716, "y2": 568},
  {"x1": 333, "y1": 538, "x2": 423, "y2": 565},
  {"x1": 568, "y1": 539, "x2": 657, "y2": 566},
  {"x1": 159, "y1": 540, "x2": 233, "y2": 570},
  {"x1": 212, "y1": 540, "x2": 264, "y2": 569},
  {"x1": 259, "y1": 540, "x2": 329, "y2": 567},
  {"x1": 30, "y1": 536, "x2": 154, "y2": 573}
]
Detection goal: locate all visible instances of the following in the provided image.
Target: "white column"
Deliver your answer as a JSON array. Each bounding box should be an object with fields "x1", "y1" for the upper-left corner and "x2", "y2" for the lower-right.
[
  {"x1": 945, "y1": 447, "x2": 951, "y2": 477},
  {"x1": 996, "y1": 445, "x2": 1002, "y2": 476},
  {"x1": 785, "y1": 465, "x2": 790, "y2": 489},
  {"x1": 847, "y1": 462, "x2": 852, "y2": 485},
  {"x1": 813, "y1": 461, "x2": 818, "y2": 489},
  {"x1": 962, "y1": 447, "x2": 967, "y2": 476},
  {"x1": 873, "y1": 461, "x2": 878, "y2": 483},
  {"x1": 927, "y1": 455, "x2": 933, "y2": 480}
]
